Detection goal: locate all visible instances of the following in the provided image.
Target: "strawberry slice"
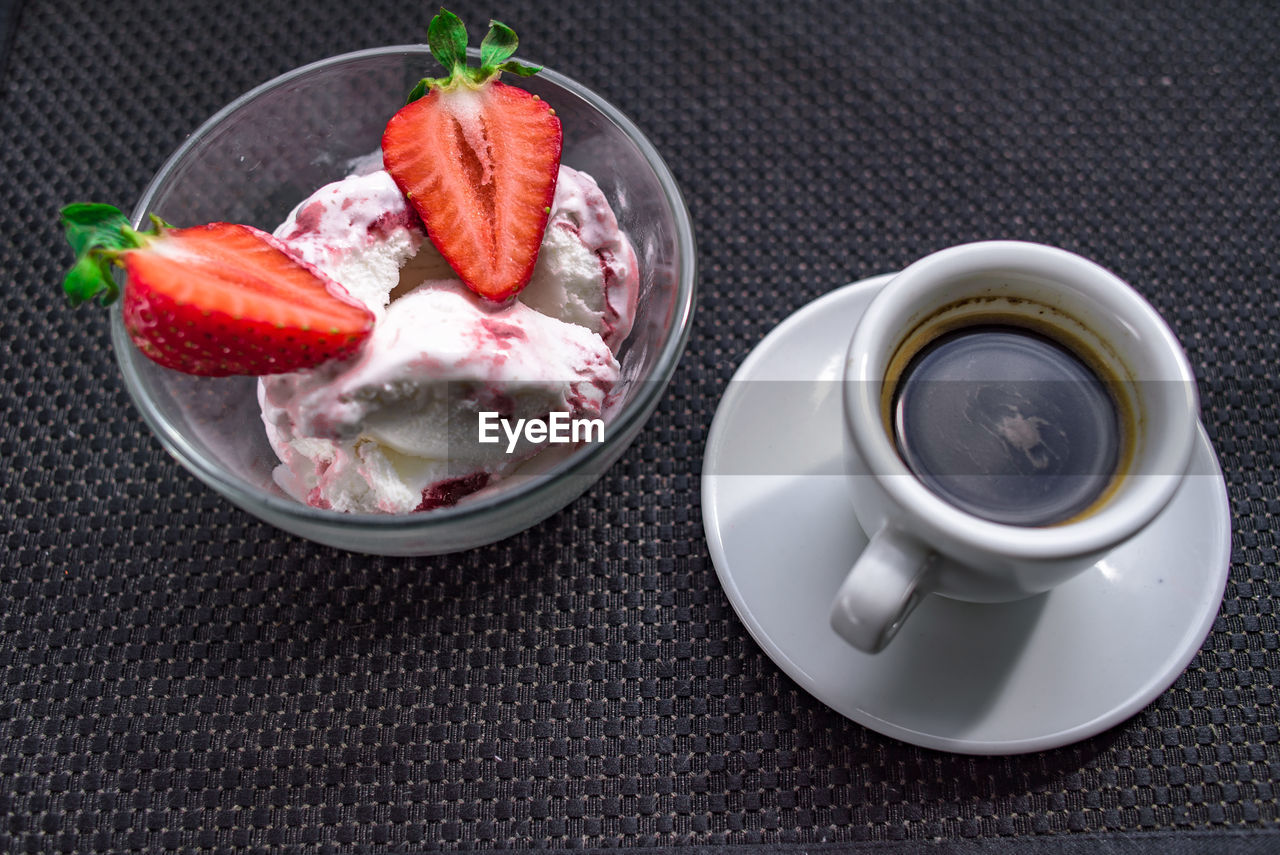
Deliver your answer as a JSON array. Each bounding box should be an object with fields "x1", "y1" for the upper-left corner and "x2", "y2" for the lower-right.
[
  {"x1": 59, "y1": 203, "x2": 374, "y2": 377},
  {"x1": 382, "y1": 10, "x2": 562, "y2": 302}
]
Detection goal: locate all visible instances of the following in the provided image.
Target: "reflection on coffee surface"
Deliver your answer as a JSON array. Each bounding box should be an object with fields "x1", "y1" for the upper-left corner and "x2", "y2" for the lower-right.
[{"x1": 892, "y1": 325, "x2": 1122, "y2": 526}]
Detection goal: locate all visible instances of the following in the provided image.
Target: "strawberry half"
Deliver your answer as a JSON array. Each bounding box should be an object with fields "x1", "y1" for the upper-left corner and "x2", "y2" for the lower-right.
[
  {"x1": 60, "y1": 203, "x2": 374, "y2": 377},
  {"x1": 382, "y1": 10, "x2": 562, "y2": 302}
]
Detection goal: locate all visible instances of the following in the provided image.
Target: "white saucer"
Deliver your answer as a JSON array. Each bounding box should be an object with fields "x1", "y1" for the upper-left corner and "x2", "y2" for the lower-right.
[{"x1": 701, "y1": 275, "x2": 1231, "y2": 755}]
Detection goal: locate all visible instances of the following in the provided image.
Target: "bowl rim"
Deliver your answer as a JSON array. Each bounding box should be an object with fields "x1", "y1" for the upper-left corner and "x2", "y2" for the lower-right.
[{"x1": 114, "y1": 43, "x2": 697, "y2": 532}]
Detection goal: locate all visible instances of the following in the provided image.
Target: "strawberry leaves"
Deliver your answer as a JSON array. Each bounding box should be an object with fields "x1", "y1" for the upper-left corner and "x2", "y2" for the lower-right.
[
  {"x1": 478, "y1": 21, "x2": 522, "y2": 69},
  {"x1": 427, "y1": 8, "x2": 468, "y2": 76},
  {"x1": 59, "y1": 203, "x2": 159, "y2": 306},
  {"x1": 406, "y1": 9, "x2": 541, "y2": 103}
]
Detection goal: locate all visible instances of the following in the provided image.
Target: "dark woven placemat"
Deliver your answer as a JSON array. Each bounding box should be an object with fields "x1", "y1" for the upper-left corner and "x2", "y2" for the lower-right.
[{"x1": 2, "y1": 0, "x2": 1277, "y2": 851}]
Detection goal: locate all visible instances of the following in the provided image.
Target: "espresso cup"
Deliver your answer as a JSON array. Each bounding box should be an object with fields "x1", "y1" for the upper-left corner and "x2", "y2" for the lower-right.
[{"x1": 832, "y1": 241, "x2": 1200, "y2": 653}]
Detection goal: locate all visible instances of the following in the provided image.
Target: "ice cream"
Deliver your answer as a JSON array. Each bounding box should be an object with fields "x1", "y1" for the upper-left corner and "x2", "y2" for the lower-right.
[
  {"x1": 270, "y1": 169, "x2": 447, "y2": 322},
  {"x1": 258, "y1": 161, "x2": 640, "y2": 514},
  {"x1": 521, "y1": 167, "x2": 639, "y2": 352}
]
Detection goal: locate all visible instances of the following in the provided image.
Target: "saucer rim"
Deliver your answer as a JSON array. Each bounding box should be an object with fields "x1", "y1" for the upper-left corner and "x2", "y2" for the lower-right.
[{"x1": 701, "y1": 273, "x2": 1231, "y2": 755}]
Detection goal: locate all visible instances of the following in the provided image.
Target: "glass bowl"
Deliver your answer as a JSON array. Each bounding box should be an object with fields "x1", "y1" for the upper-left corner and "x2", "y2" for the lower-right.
[{"x1": 112, "y1": 45, "x2": 696, "y2": 555}]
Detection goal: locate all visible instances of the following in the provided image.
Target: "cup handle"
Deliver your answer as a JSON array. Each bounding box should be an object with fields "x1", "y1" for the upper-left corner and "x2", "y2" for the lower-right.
[{"x1": 829, "y1": 527, "x2": 934, "y2": 653}]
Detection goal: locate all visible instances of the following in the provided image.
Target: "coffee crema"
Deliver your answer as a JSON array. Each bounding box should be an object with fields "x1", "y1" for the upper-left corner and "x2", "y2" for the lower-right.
[{"x1": 890, "y1": 324, "x2": 1125, "y2": 526}]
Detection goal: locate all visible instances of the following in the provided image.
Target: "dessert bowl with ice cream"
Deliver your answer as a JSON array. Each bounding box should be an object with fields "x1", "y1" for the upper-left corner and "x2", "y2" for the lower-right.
[{"x1": 62, "y1": 14, "x2": 695, "y2": 555}]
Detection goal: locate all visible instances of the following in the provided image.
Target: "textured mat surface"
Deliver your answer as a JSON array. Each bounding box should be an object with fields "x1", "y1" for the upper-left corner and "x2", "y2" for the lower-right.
[{"x1": 2, "y1": 0, "x2": 1278, "y2": 851}]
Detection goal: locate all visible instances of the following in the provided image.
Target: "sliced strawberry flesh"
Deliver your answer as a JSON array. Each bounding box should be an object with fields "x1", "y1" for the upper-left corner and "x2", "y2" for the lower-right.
[
  {"x1": 131, "y1": 223, "x2": 369, "y2": 334},
  {"x1": 122, "y1": 222, "x2": 373, "y2": 377},
  {"x1": 383, "y1": 81, "x2": 562, "y2": 302}
]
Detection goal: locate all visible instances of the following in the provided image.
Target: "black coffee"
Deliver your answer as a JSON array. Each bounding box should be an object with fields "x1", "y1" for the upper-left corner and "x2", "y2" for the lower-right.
[{"x1": 891, "y1": 325, "x2": 1121, "y2": 526}]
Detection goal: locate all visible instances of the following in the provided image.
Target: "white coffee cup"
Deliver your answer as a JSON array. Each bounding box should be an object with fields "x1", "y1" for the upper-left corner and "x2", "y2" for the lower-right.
[{"x1": 831, "y1": 241, "x2": 1200, "y2": 653}]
